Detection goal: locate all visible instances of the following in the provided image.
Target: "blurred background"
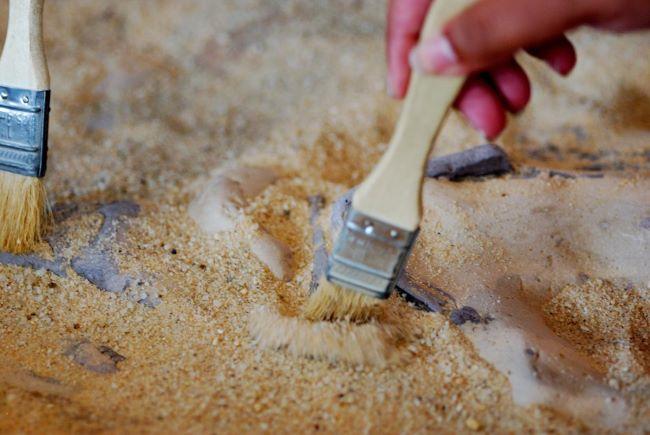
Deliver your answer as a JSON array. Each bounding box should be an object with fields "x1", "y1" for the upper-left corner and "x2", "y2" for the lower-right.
[{"x1": 0, "y1": 0, "x2": 644, "y2": 205}]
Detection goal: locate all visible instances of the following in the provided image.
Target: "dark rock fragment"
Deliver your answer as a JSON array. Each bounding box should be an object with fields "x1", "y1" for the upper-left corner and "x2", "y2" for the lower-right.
[
  {"x1": 549, "y1": 170, "x2": 577, "y2": 179},
  {"x1": 640, "y1": 217, "x2": 650, "y2": 230},
  {"x1": 65, "y1": 340, "x2": 126, "y2": 374},
  {"x1": 71, "y1": 253, "x2": 130, "y2": 293},
  {"x1": 450, "y1": 306, "x2": 481, "y2": 325},
  {"x1": 98, "y1": 345, "x2": 127, "y2": 364},
  {"x1": 395, "y1": 271, "x2": 448, "y2": 313},
  {"x1": 138, "y1": 292, "x2": 162, "y2": 308},
  {"x1": 71, "y1": 201, "x2": 140, "y2": 294},
  {"x1": 0, "y1": 252, "x2": 67, "y2": 277},
  {"x1": 426, "y1": 144, "x2": 512, "y2": 180},
  {"x1": 2, "y1": 200, "x2": 163, "y2": 308},
  {"x1": 95, "y1": 201, "x2": 140, "y2": 241}
]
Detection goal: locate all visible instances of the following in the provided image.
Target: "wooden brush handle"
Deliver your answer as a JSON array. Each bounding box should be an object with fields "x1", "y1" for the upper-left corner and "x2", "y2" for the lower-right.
[
  {"x1": 0, "y1": 0, "x2": 49, "y2": 90},
  {"x1": 353, "y1": 0, "x2": 475, "y2": 231}
]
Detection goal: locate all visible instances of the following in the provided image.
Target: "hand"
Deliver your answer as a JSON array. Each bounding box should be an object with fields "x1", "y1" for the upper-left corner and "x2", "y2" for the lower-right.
[{"x1": 387, "y1": 0, "x2": 650, "y2": 138}]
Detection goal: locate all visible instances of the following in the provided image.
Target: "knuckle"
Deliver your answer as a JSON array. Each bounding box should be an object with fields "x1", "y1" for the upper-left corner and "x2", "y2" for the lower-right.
[{"x1": 449, "y1": 13, "x2": 494, "y2": 62}]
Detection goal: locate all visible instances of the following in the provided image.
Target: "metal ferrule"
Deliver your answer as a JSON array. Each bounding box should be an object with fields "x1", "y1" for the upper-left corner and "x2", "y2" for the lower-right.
[
  {"x1": 0, "y1": 87, "x2": 50, "y2": 178},
  {"x1": 326, "y1": 209, "x2": 419, "y2": 299}
]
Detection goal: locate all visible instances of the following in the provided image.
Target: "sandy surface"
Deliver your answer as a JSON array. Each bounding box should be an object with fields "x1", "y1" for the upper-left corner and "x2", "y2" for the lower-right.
[{"x1": 0, "y1": 0, "x2": 649, "y2": 433}]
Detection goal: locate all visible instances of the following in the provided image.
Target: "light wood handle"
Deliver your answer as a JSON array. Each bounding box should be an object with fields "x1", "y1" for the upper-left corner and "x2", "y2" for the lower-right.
[
  {"x1": 353, "y1": 0, "x2": 475, "y2": 231},
  {"x1": 0, "y1": 0, "x2": 49, "y2": 90}
]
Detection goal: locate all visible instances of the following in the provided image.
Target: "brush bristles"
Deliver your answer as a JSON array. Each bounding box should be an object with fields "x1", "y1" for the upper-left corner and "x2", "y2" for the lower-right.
[
  {"x1": 0, "y1": 172, "x2": 50, "y2": 253},
  {"x1": 302, "y1": 277, "x2": 381, "y2": 323},
  {"x1": 249, "y1": 306, "x2": 405, "y2": 366}
]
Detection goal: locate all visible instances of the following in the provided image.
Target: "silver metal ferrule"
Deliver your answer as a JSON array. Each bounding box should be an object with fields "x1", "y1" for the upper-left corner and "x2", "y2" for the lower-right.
[
  {"x1": 326, "y1": 208, "x2": 419, "y2": 299},
  {"x1": 0, "y1": 87, "x2": 50, "y2": 178}
]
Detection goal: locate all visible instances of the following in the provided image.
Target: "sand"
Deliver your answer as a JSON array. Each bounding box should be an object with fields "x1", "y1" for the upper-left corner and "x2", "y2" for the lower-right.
[{"x1": 0, "y1": 0, "x2": 649, "y2": 433}]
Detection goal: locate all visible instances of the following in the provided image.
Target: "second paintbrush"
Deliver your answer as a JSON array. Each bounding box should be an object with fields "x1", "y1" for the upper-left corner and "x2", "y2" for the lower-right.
[{"x1": 0, "y1": 0, "x2": 51, "y2": 254}]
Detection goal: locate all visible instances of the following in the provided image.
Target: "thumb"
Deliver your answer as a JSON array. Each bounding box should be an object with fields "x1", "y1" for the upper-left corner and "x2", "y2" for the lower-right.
[{"x1": 411, "y1": 0, "x2": 596, "y2": 74}]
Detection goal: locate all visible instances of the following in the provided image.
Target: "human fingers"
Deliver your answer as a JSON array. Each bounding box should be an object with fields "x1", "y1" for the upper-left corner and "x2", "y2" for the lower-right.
[{"x1": 386, "y1": 0, "x2": 432, "y2": 98}]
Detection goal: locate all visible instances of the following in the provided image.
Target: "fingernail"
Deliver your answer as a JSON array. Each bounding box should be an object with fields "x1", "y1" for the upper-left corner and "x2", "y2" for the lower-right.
[{"x1": 410, "y1": 35, "x2": 461, "y2": 75}]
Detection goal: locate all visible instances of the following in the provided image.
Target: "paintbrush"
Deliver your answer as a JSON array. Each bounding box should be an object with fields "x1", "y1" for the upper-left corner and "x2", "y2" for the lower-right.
[
  {"x1": 307, "y1": 0, "x2": 476, "y2": 320},
  {"x1": 0, "y1": 0, "x2": 51, "y2": 253}
]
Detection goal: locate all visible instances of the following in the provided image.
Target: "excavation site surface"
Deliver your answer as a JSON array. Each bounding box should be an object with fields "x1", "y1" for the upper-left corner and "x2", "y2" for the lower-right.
[{"x1": 0, "y1": 1, "x2": 648, "y2": 433}]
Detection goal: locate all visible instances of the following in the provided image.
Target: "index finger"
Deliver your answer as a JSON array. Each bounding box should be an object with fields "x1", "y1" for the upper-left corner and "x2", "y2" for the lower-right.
[{"x1": 387, "y1": 0, "x2": 432, "y2": 98}]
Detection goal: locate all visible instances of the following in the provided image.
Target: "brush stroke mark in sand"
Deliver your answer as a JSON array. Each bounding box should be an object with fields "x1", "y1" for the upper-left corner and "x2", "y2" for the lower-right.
[
  {"x1": 189, "y1": 166, "x2": 279, "y2": 233},
  {"x1": 64, "y1": 339, "x2": 126, "y2": 374},
  {"x1": 0, "y1": 366, "x2": 76, "y2": 398},
  {"x1": 190, "y1": 166, "x2": 292, "y2": 280}
]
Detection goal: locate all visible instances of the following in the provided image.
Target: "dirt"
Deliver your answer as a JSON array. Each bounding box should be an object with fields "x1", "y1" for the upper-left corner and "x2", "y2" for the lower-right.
[{"x1": 0, "y1": 0, "x2": 648, "y2": 433}]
